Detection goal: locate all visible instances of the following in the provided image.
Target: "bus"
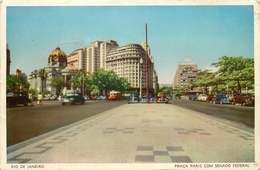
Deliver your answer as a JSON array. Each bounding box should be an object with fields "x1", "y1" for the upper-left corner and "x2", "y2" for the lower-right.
[{"x1": 108, "y1": 91, "x2": 121, "y2": 100}]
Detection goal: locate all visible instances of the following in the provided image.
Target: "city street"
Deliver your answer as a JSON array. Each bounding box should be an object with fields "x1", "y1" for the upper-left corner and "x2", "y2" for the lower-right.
[
  {"x1": 172, "y1": 100, "x2": 254, "y2": 132},
  {"x1": 7, "y1": 101, "x2": 254, "y2": 163},
  {"x1": 7, "y1": 100, "x2": 126, "y2": 146}
]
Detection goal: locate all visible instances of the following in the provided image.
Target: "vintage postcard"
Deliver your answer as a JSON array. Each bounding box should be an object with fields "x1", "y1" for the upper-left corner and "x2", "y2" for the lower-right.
[{"x1": 0, "y1": 0, "x2": 259, "y2": 170}]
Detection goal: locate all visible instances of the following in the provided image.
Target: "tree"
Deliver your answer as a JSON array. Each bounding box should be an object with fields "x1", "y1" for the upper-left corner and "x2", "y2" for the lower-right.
[
  {"x1": 158, "y1": 86, "x2": 174, "y2": 97},
  {"x1": 192, "y1": 70, "x2": 215, "y2": 94},
  {"x1": 214, "y1": 56, "x2": 254, "y2": 94},
  {"x1": 114, "y1": 77, "x2": 130, "y2": 93},
  {"x1": 90, "y1": 85, "x2": 100, "y2": 96},
  {"x1": 70, "y1": 70, "x2": 90, "y2": 95},
  {"x1": 6, "y1": 74, "x2": 30, "y2": 94},
  {"x1": 38, "y1": 68, "x2": 48, "y2": 94},
  {"x1": 50, "y1": 76, "x2": 64, "y2": 96},
  {"x1": 90, "y1": 69, "x2": 130, "y2": 97},
  {"x1": 6, "y1": 75, "x2": 17, "y2": 92}
]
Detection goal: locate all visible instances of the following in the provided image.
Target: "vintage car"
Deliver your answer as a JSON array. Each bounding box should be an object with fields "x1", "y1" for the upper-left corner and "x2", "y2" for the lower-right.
[
  {"x1": 7, "y1": 92, "x2": 30, "y2": 107},
  {"x1": 232, "y1": 94, "x2": 254, "y2": 106},
  {"x1": 62, "y1": 93, "x2": 85, "y2": 105}
]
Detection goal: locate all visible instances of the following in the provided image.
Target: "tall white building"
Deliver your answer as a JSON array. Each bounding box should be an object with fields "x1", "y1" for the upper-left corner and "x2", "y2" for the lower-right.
[
  {"x1": 106, "y1": 43, "x2": 156, "y2": 92},
  {"x1": 100, "y1": 40, "x2": 118, "y2": 69},
  {"x1": 85, "y1": 41, "x2": 102, "y2": 73},
  {"x1": 84, "y1": 40, "x2": 118, "y2": 73}
]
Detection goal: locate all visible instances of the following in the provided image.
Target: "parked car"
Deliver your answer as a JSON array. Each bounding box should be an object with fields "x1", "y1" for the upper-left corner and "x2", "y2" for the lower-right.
[
  {"x1": 97, "y1": 95, "x2": 106, "y2": 100},
  {"x1": 7, "y1": 92, "x2": 30, "y2": 107},
  {"x1": 232, "y1": 94, "x2": 254, "y2": 106},
  {"x1": 157, "y1": 92, "x2": 169, "y2": 103},
  {"x1": 189, "y1": 95, "x2": 197, "y2": 101},
  {"x1": 62, "y1": 93, "x2": 85, "y2": 105},
  {"x1": 50, "y1": 95, "x2": 57, "y2": 100},
  {"x1": 84, "y1": 96, "x2": 90, "y2": 100},
  {"x1": 212, "y1": 94, "x2": 230, "y2": 104},
  {"x1": 128, "y1": 94, "x2": 140, "y2": 103},
  {"x1": 197, "y1": 94, "x2": 207, "y2": 101},
  {"x1": 58, "y1": 95, "x2": 63, "y2": 101},
  {"x1": 141, "y1": 96, "x2": 149, "y2": 102},
  {"x1": 90, "y1": 96, "x2": 97, "y2": 100},
  {"x1": 206, "y1": 95, "x2": 214, "y2": 103},
  {"x1": 149, "y1": 97, "x2": 156, "y2": 102},
  {"x1": 157, "y1": 96, "x2": 169, "y2": 103},
  {"x1": 43, "y1": 95, "x2": 51, "y2": 100}
]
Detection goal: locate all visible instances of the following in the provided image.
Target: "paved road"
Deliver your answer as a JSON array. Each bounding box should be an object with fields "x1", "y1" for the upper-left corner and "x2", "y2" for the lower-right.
[
  {"x1": 7, "y1": 103, "x2": 254, "y2": 163},
  {"x1": 7, "y1": 100, "x2": 126, "y2": 146},
  {"x1": 171, "y1": 100, "x2": 254, "y2": 131}
]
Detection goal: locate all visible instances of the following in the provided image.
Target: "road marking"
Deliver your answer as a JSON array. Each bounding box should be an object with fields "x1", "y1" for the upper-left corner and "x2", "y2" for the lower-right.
[{"x1": 103, "y1": 127, "x2": 135, "y2": 134}]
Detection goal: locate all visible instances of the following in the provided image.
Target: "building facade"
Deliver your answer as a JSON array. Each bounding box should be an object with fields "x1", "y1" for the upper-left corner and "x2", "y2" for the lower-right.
[
  {"x1": 67, "y1": 48, "x2": 86, "y2": 71},
  {"x1": 48, "y1": 47, "x2": 67, "y2": 68},
  {"x1": 28, "y1": 40, "x2": 158, "y2": 96},
  {"x1": 28, "y1": 47, "x2": 67, "y2": 95},
  {"x1": 106, "y1": 44, "x2": 156, "y2": 93},
  {"x1": 100, "y1": 40, "x2": 118, "y2": 69},
  {"x1": 173, "y1": 64, "x2": 199, "y2": 90},
  {"x1": 84, "y1": 40, "x2": 118, "y2": 73},
  {"x1": 85, "y1": 41, "x2": 102, "y2": 73}
]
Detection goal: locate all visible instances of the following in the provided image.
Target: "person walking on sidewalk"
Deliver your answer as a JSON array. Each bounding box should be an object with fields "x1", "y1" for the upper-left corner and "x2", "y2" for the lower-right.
[{"x1": 37, "y1": 93, "x2": 43, "y2": 105}]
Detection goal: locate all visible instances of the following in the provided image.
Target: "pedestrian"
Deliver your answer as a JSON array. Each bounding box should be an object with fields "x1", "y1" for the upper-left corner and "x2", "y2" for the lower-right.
[{"x1": 37, "y1": 93, "x2": 43, "y2": 105}]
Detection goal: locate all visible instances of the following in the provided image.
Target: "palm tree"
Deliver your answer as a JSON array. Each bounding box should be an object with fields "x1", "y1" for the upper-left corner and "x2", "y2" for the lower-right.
[
  {"x1": 38, "y1": 68, "x2": 47, "y2": 94},
  {"x1": 71, "y1": 70, "x2": 89, "y2": 95}
]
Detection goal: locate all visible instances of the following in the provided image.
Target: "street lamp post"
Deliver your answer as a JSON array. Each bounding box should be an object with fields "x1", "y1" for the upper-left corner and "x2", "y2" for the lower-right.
[{"x1": 139, "y1": 57, "x2": 143, "y2": 101}]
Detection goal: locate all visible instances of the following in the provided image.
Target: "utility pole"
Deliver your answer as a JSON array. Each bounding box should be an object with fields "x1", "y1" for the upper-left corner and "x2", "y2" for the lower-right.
[{"x1": 145, "y1": 23, "x2": 149, "y2": 103}]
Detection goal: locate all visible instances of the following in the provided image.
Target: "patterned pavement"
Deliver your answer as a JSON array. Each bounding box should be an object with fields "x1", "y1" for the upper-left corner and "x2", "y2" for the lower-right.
[
  {"x1": 135, "y1": 145, "x2": 192, "y2": 163},
  {"x1": 7, "y1": 103, "x2": 254, "y2": 163}
]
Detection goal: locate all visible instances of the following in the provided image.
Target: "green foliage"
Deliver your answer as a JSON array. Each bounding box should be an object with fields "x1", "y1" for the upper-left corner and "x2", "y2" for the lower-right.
[
  {"x1": 192, "y1": 70, "x2": 215, "y2": 94},
  {"x1": 90, "y1": 85, "x2": 100, "y2": 96},
  {"x1": 90, "y1": 69, "x2": 130, "y2": 96},
  {"x1": 115, "y1": 77, "x2": 130, "y2": 92},
  {"x1": 50, "y1": 76, "x2": 64, "y2": 95},
  {"x1": 6, "y1": 75, "x2": 17, "y2": 92},
  {"x1": 38, "y1": 69, "x2": 47, "y2": 80},
  {"x1": 29, "y1": 89, "x2": 37, "y2": 96},
  {"x1": 192, "y1": 70, "x2": 215, "y2": 87},
  {"x1": 70, "y1": 70, "x2": 91, "y2": 95},
  {"x1": 38, "y1": 68, "x2": 48, "y2": 93},
  {"x1": 193, "y1": 56, "x2": 254, "y2": 94},
  {"x1": 158, "y1": 86, "x2": 174, "y2": 97},
  {"x1": 214, "y1": 56, "x2": 254, "y2": 93},
  {"x1": 7, "y1": 74, "x2": 30, "y2": 93}
]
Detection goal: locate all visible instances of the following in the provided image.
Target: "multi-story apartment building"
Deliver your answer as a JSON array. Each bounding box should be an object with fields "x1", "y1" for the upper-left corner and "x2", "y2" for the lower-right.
[
  {"x1": 28, "y1": 41, "x2": 158, "y2": 96},
  {"x1": 106, "y1": 43, "x2": 155, "y2": 93},
  {"x1": 67, "y1": 48, "x2": 86, "y2": 71},
  {"x1": 84, "y1": 40, "x2": 118, "y2": 73},
  {"x1": 100, "y1": 40, "x2": 118, "y2": 69},
  {"x1": 85, "y1": 41, "x2": 101, "y2": 73},
  {"x1": 173, "y1": 64, "x2": 199, "y2": 90}
]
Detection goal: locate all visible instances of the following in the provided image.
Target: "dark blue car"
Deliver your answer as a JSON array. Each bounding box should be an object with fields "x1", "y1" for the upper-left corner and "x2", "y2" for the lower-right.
[
  {"x1": 213, "y1": 94, "x2": 230, "y2": 104},
  {"x1": 128, "y1": 93, "x2": 140, "y2": 103}
]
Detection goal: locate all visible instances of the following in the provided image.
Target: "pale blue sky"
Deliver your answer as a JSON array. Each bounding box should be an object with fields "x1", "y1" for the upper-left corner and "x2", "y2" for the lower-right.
[{"x1": 7, "y1": 6, "x2": 254, "y2": 84}]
